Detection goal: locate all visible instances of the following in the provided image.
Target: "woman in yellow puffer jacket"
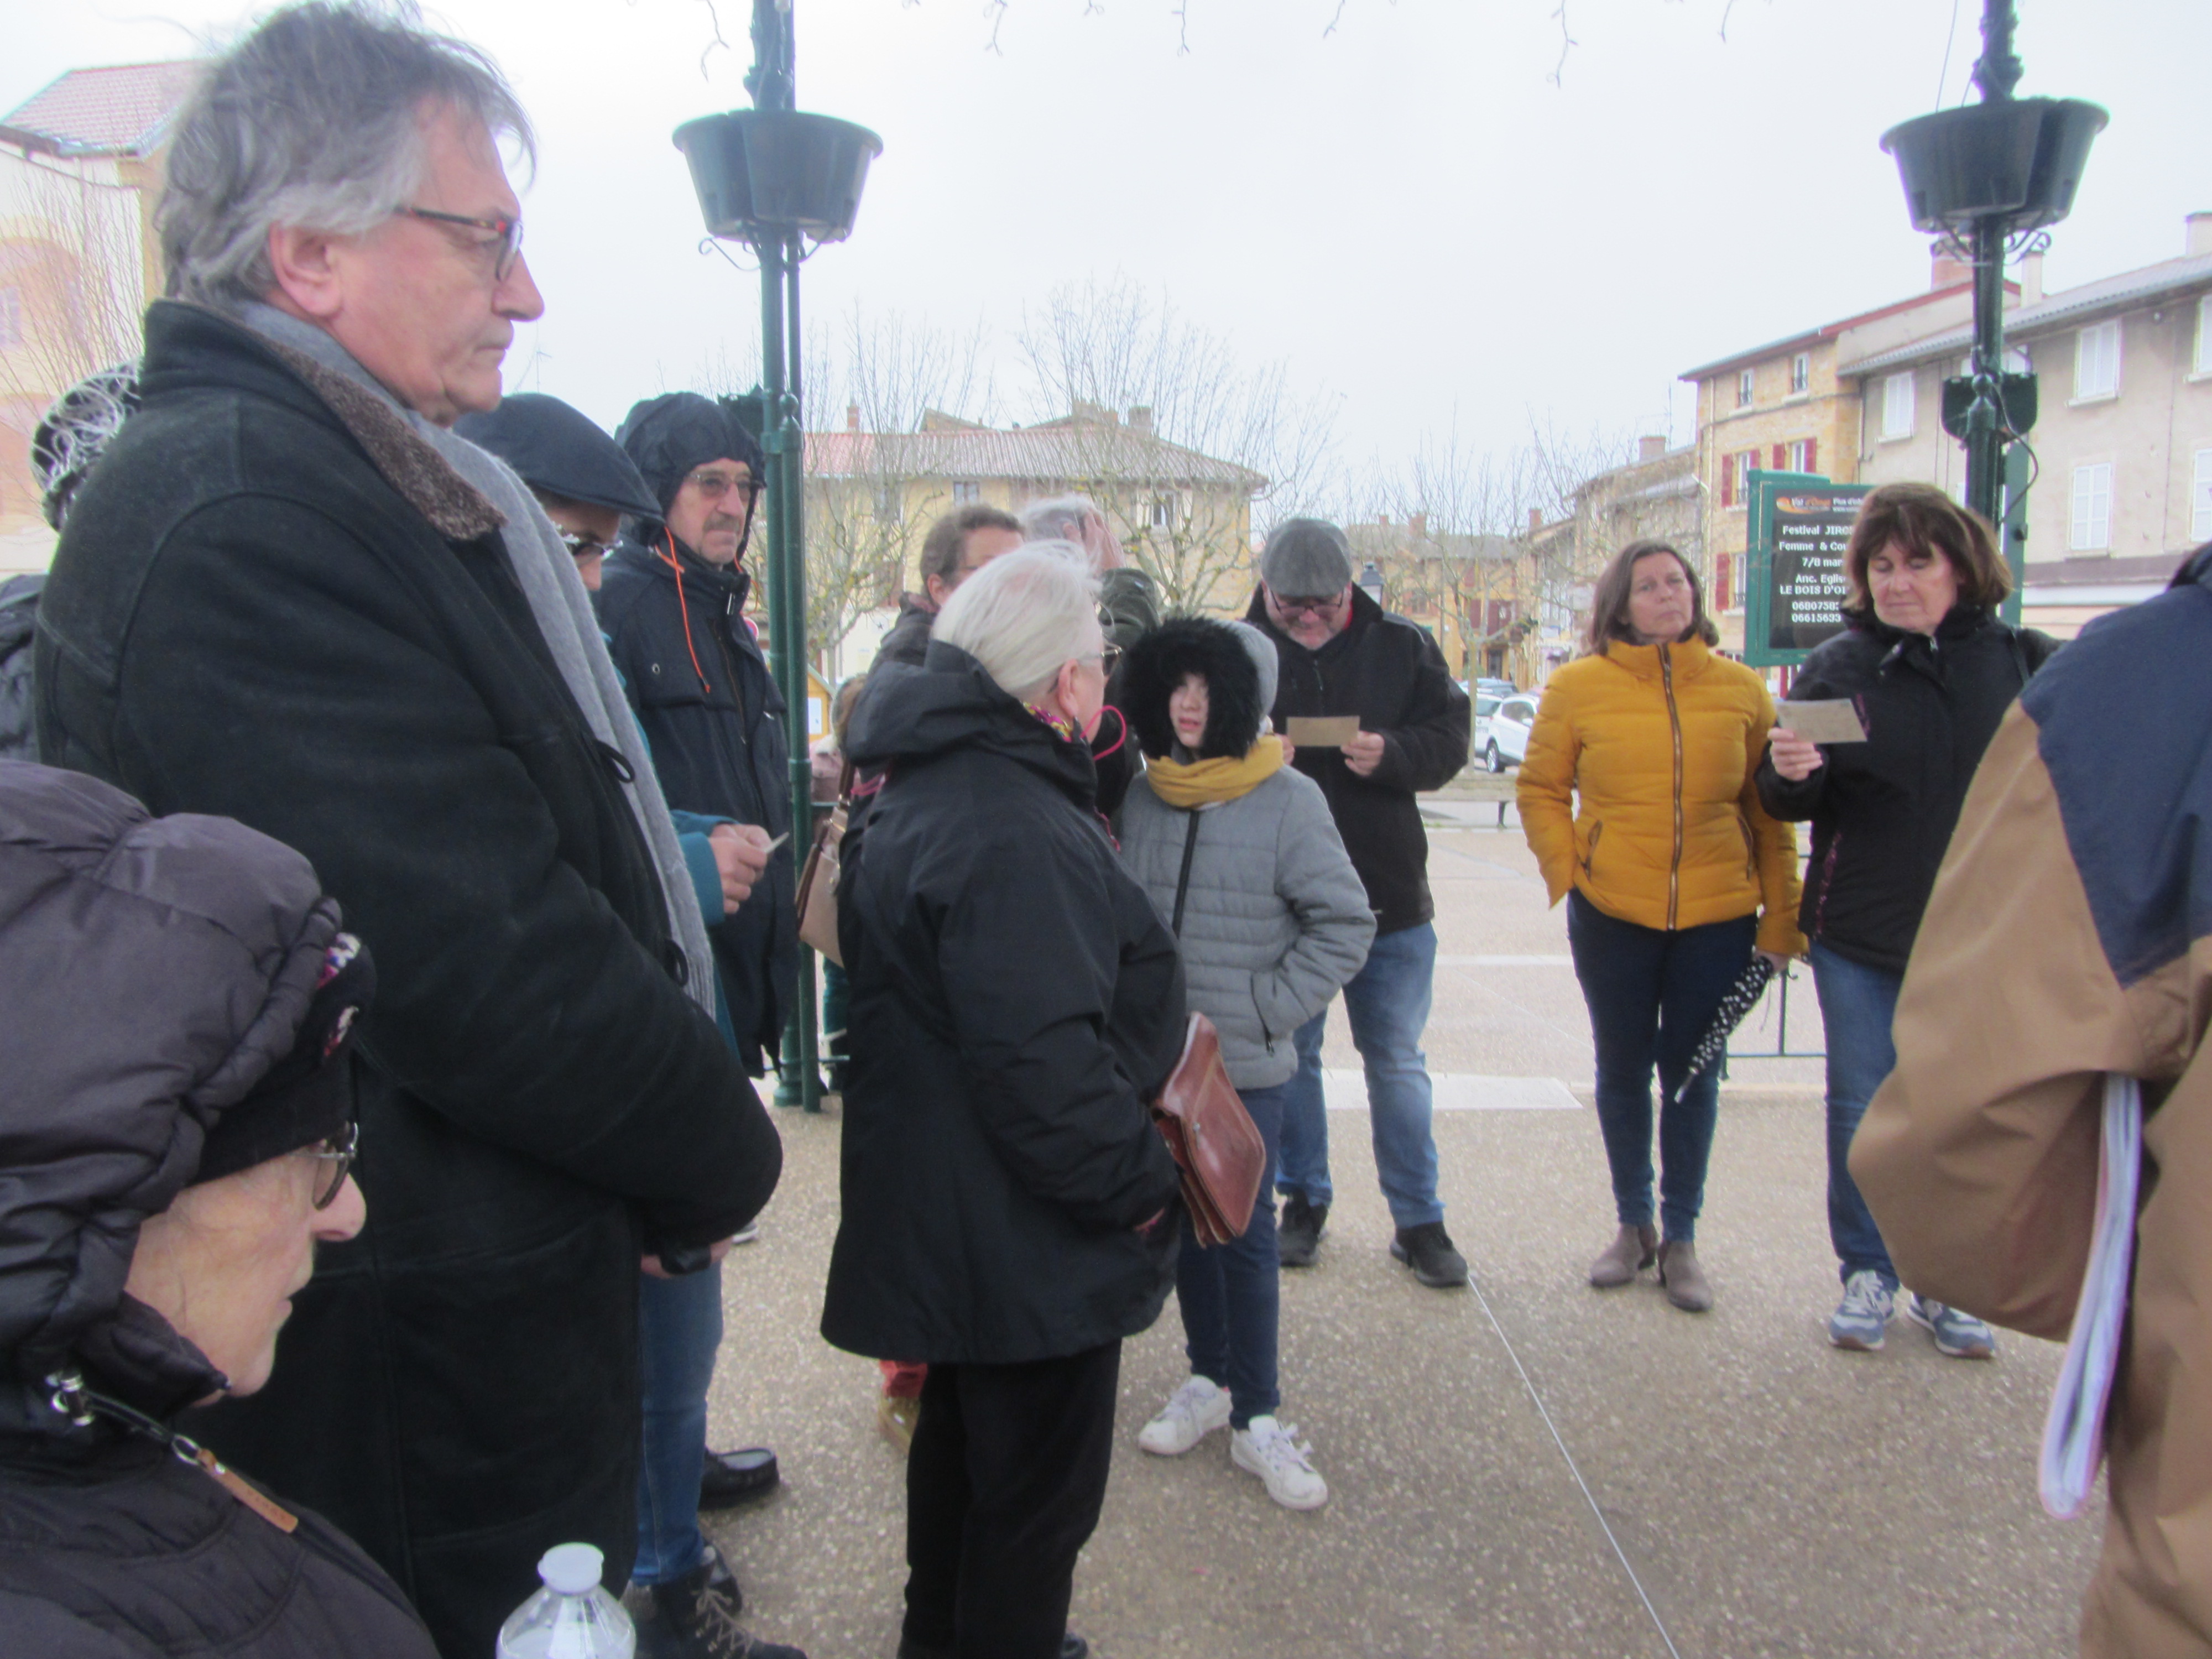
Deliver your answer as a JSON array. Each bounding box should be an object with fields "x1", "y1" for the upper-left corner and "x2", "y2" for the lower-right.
[{"x1": 1518, "y1": 540, "x2": 1805, "y2": 1313}]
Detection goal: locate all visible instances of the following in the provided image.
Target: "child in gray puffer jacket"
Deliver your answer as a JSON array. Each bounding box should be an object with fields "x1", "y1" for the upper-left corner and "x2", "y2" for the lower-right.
[{"x1": 1117, "y1": 617, "x2": 1374, "y2": 1511}]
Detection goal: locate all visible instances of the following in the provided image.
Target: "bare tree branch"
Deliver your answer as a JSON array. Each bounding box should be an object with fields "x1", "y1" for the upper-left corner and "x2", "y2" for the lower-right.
[
  {"x1": 1323, "y1": 1, "x2": 1349, "y2": 36},
  {"x1": 1548, "y1": 0, "x2": 1577, "y2": 85},
  {"x1": 695, "y1": 0, "x2": 731, "y2": 79}
]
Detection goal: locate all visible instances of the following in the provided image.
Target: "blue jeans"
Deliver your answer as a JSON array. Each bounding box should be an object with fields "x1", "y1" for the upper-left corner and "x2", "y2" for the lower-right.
[
  {"x1": 1176, "y1": 1083, "x2": 1286, "y2": 1428},
  {"x1": 1808, "y1": 942, "x2": 1903, "y2": 1288},
  {"x1": 1276, "y1": 921, "x2": 1444, "y2": 1229},
  {"x1": 632, "y1": 1261, "x2": 724, "y2": 1585},
  {"x1": 1566, "y1": 891, "x2": 1758, "y2": 1244}
]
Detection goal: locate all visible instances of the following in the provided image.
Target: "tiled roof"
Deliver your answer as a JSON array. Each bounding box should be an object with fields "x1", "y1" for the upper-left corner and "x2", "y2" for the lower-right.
[
  {"x1": 1679, "y1": 281, "x2": 1989, "y2": 382},
  {"x1": 1, "y1": 62, "x2": 200, "y2": 158},
  {"x1": 1841, "y1": 252, "x2": 2212, "y2": 377},
  {"x1": 806, "y1": 424, "x2": 1266, "y2": 492}
]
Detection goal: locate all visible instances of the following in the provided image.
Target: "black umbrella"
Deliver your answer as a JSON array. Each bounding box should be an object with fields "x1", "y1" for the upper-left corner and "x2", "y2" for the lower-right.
[{"x1": 1669, "y1": 954, "x2": 1776, "y2": 1103}]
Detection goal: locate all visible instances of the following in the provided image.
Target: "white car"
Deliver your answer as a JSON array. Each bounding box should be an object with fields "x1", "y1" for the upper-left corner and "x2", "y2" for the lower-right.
[{"x1": 1482, "y1": 694, "x2": 1538, "y2": 773}]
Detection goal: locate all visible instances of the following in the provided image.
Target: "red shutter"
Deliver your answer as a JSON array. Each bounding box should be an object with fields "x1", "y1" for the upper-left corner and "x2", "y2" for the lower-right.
[
  {"x1": 1771, "y1": 443, "x2": 1785, "y2": 471},
  {"x1": 1720, "y1": 453, "x2": 1734, "y2": 507},
  {"x1": 1804, "y1": 437, "x2": 1818, "y2": 474}
]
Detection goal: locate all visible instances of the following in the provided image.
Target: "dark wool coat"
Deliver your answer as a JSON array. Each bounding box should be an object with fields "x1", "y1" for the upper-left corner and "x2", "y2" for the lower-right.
[
  {"x1": 823, "y1": 643, "x2": 1186, "y2": 1364},
  {"x1": 33, "y1": 301, "x2": 782, "y2": 1659},
  {"x1": 1755, "y1": 606, "x2": 2058, "y2": 974},
  {"x1": 597, "y1": 542, "x2": 797, "y2": 1075},
  {"x1": 1241, "y1": 586, "x2": 1472, "y2": 935},
  {"x1": 0, "y1": 760, "x2": 435, "y2": 1658}
]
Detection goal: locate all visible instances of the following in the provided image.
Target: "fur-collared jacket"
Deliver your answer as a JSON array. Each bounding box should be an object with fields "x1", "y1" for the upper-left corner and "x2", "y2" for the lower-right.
[
  {"x1": 1116, "y1": 619, "x2": 1374, "y2": 1089},
  {"x1": 33, "y1": 300, "x2": 782, "y2": 1659}
]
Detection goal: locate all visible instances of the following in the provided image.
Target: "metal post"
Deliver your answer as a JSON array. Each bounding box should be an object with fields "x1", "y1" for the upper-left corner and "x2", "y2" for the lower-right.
[
  {"x1": 750, "y1": 0, "x2": 822, "y2": 1110},
  {"x1": 1961, "y1": 0, "x2": 2020, "y2": 539}
]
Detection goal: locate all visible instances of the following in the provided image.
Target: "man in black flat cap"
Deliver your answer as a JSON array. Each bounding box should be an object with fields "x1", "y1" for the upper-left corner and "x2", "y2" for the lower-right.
[{"x1": 461, "y1": 390, "x2": 798, "y2": 1659}]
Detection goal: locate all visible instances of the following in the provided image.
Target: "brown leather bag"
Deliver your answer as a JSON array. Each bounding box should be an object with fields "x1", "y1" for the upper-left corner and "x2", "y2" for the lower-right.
[
  {"x1": 796, "y1": 761, "x2": 851, "y2": 966},
  {"x1": 1150, "y1": 1012, "x2": 1266, "y2": 1248}
]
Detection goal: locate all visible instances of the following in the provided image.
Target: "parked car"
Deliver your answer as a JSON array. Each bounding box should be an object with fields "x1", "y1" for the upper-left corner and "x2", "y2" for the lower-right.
[
  {"x1": 1473, "y1": 695, "x2": 1501, "y2": 752},
  {"x1": 1483, "y1": 693, "x2": 1538, "y2": 772},
  {"x1": 1475, "y1": 677, "x2": 1518, "y2": 701}
]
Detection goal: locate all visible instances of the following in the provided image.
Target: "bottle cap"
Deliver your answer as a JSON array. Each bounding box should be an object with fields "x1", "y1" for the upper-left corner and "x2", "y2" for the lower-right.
[{"x1": 538, "y1": 1542, "x2": 606, "y2": 1597}]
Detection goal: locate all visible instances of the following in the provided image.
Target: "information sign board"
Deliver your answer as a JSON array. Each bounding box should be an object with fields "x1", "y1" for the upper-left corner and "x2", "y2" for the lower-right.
[{"x1": 1744, "y1": 471, "x2": 1871, "y2": 667}]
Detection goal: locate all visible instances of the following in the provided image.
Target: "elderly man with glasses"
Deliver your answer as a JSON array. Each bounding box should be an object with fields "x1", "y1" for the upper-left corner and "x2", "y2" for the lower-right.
[
  {"x1": 1244, "y1": 518, "x2": 1474, "y2": 1288},
  {"x1": 31, "y1": 8, "x2": 788, "y2": 1658}
]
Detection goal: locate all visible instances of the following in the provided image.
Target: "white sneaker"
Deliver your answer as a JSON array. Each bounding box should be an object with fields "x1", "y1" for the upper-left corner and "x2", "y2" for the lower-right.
[
  {"x1": 1230, "y1": 1415, "x2": 1329, "y2": 1510},
  {"x1": 1137, "y1": 1376, "x2": 1231, "y2": 1455}
]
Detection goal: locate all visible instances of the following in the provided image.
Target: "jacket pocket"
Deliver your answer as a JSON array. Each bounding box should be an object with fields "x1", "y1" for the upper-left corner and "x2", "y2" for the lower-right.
[
  {"x1": 1579, "y1": 820, "x2": 1605, "y2": 879},
  {"x1": 1736, "y1": 812, "x2": 1756, "y2": 881}
]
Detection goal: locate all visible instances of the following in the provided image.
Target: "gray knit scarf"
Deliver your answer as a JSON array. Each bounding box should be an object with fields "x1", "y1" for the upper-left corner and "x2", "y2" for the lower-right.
[{"x1": 231, "y1": 301, "x2": 717, "y2": 1015}]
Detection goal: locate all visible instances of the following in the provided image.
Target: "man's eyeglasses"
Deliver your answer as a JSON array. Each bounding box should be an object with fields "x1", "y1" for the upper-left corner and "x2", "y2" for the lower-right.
[
  {"x1": 1272, "y1": 593, "x2": 1344, "y2": 619},
  {"x1": 557, "y1": 529, "x2": 614, "y2": 560},
  {"x1": 404, "y1": 206, "x2": 524, "y2": 281},
  {"x1": 306, "y1": 1121, "x2": 359, "y2": 1211},
  {"x1": 685, "y1": 469, "x2": 765, "y2": 506}
]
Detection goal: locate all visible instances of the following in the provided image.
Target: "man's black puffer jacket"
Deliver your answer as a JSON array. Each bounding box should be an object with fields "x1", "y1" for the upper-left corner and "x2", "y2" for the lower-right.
[
  {"x1": 597, "y1": 541, "x2": 797, "y2": 1076},
  {"x1": 823, "y1": 643, "x2": 1185, "y2": 1365},
  {"x1": 1756, "y1": 604, "x2": 2059, "y2": 973},
  {"x1": 1243, "y1": 585, "x2": 1470, "y2": 935},
  {"x1": 0, "y1": 760, "x2": 436, "y2": 1658}
]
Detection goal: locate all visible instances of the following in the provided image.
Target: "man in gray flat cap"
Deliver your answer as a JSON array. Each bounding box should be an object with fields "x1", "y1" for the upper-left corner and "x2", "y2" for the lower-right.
[{"x1": 1242, "y1": 518, "x2": 1473, "y2": 1287}]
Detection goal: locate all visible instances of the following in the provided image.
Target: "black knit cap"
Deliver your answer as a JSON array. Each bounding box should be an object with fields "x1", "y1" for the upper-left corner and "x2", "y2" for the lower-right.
[
  {"x1": 192, "y1": 933, "x2": 375, "y2": 1187},
  {"x1": 455, "y1": 393, "x2": 659, "y2": 520}
]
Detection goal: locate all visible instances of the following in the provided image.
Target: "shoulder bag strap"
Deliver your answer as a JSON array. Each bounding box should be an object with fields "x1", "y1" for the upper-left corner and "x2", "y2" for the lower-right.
[{"x1": 1170, "y1": 808, "x2": 1202, "y2": 938}]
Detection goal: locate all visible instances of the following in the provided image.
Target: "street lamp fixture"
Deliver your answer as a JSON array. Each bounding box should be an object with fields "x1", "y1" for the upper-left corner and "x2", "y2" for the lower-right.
[
  {"x1": 674, "y1": 109, "x2": 882, "y2": 247},
  {"x1": 1358, "y1": 561, "x2": 1385, "y2": 607},
  {"x1": 1876, "y1": 0, "x2": 2105, "y2": 601}
]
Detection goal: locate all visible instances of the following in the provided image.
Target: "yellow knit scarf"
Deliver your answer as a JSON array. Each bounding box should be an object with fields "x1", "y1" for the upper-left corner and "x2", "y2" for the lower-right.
[{"x1": 1145, "y1": 736, "x2": 1286, "y2": 807}]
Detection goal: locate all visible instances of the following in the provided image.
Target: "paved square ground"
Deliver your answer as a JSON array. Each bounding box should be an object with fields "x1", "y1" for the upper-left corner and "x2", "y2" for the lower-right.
[{"x1": 699, "y1": 822, "x2": 2101, "y2": 1658}]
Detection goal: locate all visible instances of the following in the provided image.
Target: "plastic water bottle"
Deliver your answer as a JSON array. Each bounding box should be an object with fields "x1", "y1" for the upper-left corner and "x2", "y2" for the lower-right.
[{"x1": 494, "y1": 1543, "x2": 635, "y2": 1659}]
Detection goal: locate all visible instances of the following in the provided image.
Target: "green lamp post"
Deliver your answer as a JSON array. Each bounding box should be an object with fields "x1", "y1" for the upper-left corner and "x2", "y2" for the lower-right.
[
  {"x1": 672, "y1": 3, "x2": 882, "y2": 1110},
  {"x1": 1879, "y1": 0, "x2": 2104, "y2": 612}
]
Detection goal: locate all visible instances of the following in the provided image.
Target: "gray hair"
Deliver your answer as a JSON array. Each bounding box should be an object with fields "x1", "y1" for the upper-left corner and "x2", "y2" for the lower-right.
[
  {"x1": 158, "y1": 2, "x2": 535, "y2": 304},
  {"x1": 933, "y1": 542, "x2": 1101, "y2": 704},
  {"x1": 1019, "y1": 494, "x2": 1102, "y2": 547}
]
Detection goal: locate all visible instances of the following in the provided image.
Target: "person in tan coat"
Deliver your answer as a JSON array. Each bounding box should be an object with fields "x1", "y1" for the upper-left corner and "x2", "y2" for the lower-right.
[
  {"x1": 1520, "y1": 540, "x2": 1804, "y2": 1311},
  {"x1": 1853, "y1": 542, "x2": 2212, "y2": 1658}
]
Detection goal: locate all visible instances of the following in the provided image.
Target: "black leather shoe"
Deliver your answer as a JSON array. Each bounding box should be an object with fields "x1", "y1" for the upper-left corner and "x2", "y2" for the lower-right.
[
  {"x1": 1061, "y1": 1635, "x2": 1090, "y2": 1658},
  {"x1": 1277, "y1": 1194, "x2": 1327, "y2": 1267},
  {"x1": 699, "y1": 1445, "x2": 779, "y2": 1509},
  {"x1": 1390, "y1": 1222, "x2": 1469, "y2": 1288}
]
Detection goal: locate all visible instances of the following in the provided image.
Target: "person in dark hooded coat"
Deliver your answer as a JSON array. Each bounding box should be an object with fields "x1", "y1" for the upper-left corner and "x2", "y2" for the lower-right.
[
  {"x1": 825, "y1": 546, "x2": 1185, "y2": 1659},
  {"x1": 598, "y1": 392, "x2": 797, "y2": 1079},
  {"x1": 0, "y1": 760, "x2": 434, "y2": 1657}
]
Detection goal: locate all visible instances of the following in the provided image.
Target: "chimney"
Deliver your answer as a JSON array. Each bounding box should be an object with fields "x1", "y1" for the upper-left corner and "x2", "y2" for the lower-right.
[
  {"x1": 1527, "y1": 507, "x2": 1543, "y2": 535},
  {"x1": 2189, "y1": 211, "x2": 2212, "y2": 258},
  {"x1": 1410, "y1": 512, "x2": 1427, "y2": 540},
  {"x1": 1128, "y1": 405, "x2": 1153, "y2": 434},
  {"x1": 846, "y1": 403, "x2": 860, "y2": 433},
  {"x1": 1931, "y1": 241, "x2": 1971, "y2": 290},
  {"x1": 2016, "y1": 251, "x2": 2044, "y2": 305},
  {"x1": 1637, "y1": 434, "x2": 1666, "y2": 463}
]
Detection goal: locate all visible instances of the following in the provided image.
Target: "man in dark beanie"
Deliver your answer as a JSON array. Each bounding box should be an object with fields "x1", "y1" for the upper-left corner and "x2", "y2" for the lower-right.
[
  {"x1": 601, "y1": 392, "x2": 796, "y2": 1085},
  {"x1": 1244, "y1": 517, "x2": 1473, "y2": 1287}
]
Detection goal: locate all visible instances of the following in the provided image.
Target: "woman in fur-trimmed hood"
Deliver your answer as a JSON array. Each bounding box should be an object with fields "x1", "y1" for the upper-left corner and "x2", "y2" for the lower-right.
[{"x1": 1115, "y1": 617, "x2": 1373, "y2": 1511}]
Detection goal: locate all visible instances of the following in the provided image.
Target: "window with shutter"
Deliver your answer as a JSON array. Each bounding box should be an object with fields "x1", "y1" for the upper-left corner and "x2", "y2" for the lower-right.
[
  {"x1": 2193, "y1": 451, "x2": 2212, "y2": 542},
  {"x1": 2070, "y1": 462, "x2": 2113, "y2": 550},
  {"x1": 1881, "y1": 373, "x2": 1915, "y2": 440},
  {"x1": 2196, "y1": 298, "x2": 2211, "y2": 377},
  {"x1": 1737, "y1": 370, "x2": 1754, "y2": 408},
  {"x1": 2074, "y1": 321, "x2": 2121, "y2": 400}
]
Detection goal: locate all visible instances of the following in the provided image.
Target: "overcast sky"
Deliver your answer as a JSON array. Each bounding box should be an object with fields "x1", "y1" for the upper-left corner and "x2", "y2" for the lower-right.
[{"x1": 9, "y1": 0, "x2": 2208, "y2": 504}]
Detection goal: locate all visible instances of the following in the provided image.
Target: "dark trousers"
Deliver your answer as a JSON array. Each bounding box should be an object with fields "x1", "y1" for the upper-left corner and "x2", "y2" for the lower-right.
[
  {"x1": 903, "y1": 1342, "x2": 1121, "y2": 1659},
  {"x1": 1566, "y1": 890, "x2": 1758, "y2": 1243},
  {"x1": 1177, "y1": 1081, "x2": 1286, "y2": 1427}
]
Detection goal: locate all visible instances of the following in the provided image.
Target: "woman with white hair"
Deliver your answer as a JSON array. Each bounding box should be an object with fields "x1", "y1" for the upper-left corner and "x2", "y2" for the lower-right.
[{"x1": 822, "y1": 545, "x2": 1187, "y2": 1659}]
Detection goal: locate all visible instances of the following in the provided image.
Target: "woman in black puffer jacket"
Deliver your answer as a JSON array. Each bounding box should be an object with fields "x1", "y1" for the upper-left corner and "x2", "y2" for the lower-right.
[
  {"x1": 1755, "y1": 483, "x2": 2057, "y2": 1361},
  {"x1": 823, "y1": 546, "x2": 1185, "y2": 1659},
  {"x1": 0, "y1": 760, "x2": 434, "y2": 1657}
]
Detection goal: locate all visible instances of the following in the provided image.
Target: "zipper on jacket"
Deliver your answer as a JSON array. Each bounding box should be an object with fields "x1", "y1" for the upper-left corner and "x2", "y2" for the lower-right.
[{"x1": 1661, "y1": 645, "x2": 1684, "y2": 930}]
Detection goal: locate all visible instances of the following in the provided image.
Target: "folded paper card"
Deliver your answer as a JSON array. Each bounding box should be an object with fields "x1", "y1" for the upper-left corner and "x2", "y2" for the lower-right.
[
  {"x1": 1775, "y1": 698, "x2": 1867, "y2": 744},
  {"x1": 1286, "y1": 716, "x2": 1361, "y2": 747}
]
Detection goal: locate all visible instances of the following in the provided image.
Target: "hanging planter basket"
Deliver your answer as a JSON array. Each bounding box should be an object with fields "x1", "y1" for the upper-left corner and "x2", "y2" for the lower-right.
[
  {"x1": 1880, "y1": 97, "x2": 2106, "y2": 234},
  {"x1": 674, "y1": 110, "x2": 883, "y2": 244}
]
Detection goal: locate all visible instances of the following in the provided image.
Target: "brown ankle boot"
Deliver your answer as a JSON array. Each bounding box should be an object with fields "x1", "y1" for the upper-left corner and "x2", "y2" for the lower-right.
[
  {"x1": 1657, "y1": 1239, "x2": 1713, "y2": 1312},
  {"x1": 1588, "y1": 1224, "x2": 1658, "y2": 1288}
]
